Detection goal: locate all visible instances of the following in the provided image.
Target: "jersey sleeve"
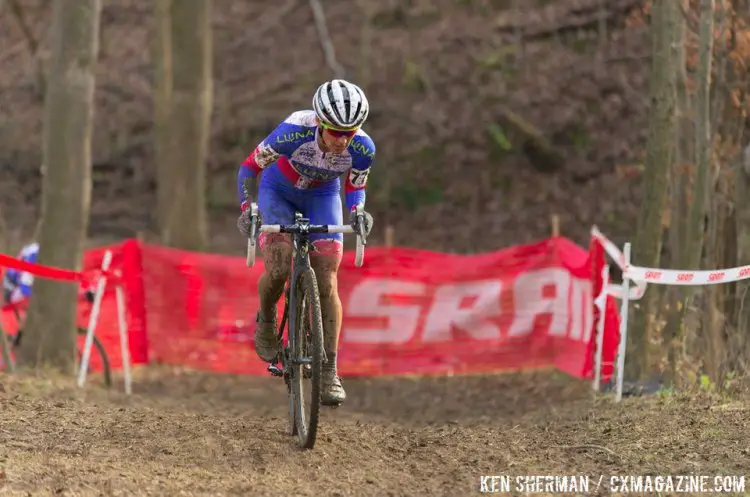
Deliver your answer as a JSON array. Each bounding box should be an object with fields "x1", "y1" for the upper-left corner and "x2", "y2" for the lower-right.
[
  {"x1": 237, "y1": 115, "x2": 308, "y2": 207},
  {"x1": 345, "y1": 135, "x2": 376, "y2": 211}
]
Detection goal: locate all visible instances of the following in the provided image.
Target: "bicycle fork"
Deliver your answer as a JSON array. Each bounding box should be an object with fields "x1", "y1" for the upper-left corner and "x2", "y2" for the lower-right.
[{"x1": 265, "y1": 267, "x2": 319, "y2": 380}]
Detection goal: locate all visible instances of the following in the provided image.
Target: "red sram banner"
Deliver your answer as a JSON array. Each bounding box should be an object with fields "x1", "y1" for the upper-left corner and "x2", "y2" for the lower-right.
[{"x1": 0, "y1": 236, "x2": 620, "y2": 382}]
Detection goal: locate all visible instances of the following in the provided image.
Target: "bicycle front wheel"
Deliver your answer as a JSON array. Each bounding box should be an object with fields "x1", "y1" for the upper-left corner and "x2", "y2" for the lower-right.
[{"x1": 290, "y1": 266, "x2": 324, "y2": 449}]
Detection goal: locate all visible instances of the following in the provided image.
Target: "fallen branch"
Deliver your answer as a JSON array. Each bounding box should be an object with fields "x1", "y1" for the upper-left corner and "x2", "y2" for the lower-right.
[
  {"x1": 7, "y1": 0, "x2": 38, "y2": 54},
  {"x1": 553, "y1": 444, "x2": 621, "y2": 460},
  {"x1": 226, "y1": 0, "x2": 297, "y2": 51},
  {"x1": 7, "y1": 0, "x2": 45, "y2": 98},
  {"x1": 496, "y1": 107, "x2": 564, "y2": 172},
  {"x1": 496, "y1": 0, "x2": 642, "y2": 42},
  {"x1": 709, "y1": 402, "x2": 748, "y2": 411}
]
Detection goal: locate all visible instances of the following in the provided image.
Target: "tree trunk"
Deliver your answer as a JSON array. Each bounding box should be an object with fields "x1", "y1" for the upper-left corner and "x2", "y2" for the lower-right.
[
  {"x1": 685, "y1": 0, "x2": 714, "y2": 272},
  {"x1": 685, "y1": 0, "x2": 717, "y2": 382},
  {"x1": 662, "y1": 0, "x2": 690, "y2": 387},
  {"x1": 627, "y1": 0, "x2": 677, "y2": 380},
  {"x1": 160, "y1": 0, "x2": 212, "y2": 250},
  {"x1": 704, "y1": 175, "x2": 733, "y2": 383},
  {"x1": 734, "y1": 145, "x2": 750, "y2": 372},
  {"x1": 18, "y1": 0, "x2": 101, "y2": 372},
  {"x1": 154, "y1": 0, "x2": 173, "y2": 234},
  {"x1": 714, "y1": 2, "x2": 746, "y2": 379},
  {"x1": 672, "y1": 0, "x2": 692, "y2": 267}
]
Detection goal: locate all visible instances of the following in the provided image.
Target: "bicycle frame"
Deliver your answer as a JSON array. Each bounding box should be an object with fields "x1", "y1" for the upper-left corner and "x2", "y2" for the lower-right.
[{"x1": 267, "y1": 212, "x2": 327, "y2": 377}]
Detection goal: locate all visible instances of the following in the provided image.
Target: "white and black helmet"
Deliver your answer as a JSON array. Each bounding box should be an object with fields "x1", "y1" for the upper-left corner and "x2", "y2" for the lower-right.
[{"x1": 312, "y1": 79, "x2": 369, "y2": 130}]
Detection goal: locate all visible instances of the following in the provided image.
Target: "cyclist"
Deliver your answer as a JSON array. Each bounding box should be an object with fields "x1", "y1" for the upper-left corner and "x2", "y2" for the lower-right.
[
  {"x1": 2, "y1": 242, "x2": 96, "y2": 308},
  {"x1": 236, "y1": 79, "x2": 375, "y2": 406},
  {"x1": 2, "y1": 242, "x2": 39, "y2": 305}
]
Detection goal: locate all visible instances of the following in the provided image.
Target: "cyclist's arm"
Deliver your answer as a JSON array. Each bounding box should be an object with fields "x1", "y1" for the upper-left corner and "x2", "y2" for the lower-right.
[
  {"x1": 8, "y1": 271, "x2": 33, "y2": 304},
  {"x1": 237, "y1": 141, "x2": 278, "y2": 210},
  {"x1": 345, "y1": 136, "x2": 376, "y2": 211},
  {"x1": 237, "y1": 115, "x2": 307, "y2": 209}
]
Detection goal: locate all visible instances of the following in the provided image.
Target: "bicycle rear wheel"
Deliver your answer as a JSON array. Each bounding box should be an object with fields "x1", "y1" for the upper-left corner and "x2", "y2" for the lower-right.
[
  {"x1": 75, "y1": 328, "x2": 113, "y2": 389},
  {"x1": 290, "y1": 266, "x2": 324, "y2": 449},
  {"x1": 8, "y1": 328, "x2": 112, "y2": 388}
]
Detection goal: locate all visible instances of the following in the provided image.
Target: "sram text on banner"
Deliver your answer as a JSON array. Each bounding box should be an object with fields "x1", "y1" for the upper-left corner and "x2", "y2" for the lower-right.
[{"x1": 129, "y1": 237, "x2": 620, "y2": 379}]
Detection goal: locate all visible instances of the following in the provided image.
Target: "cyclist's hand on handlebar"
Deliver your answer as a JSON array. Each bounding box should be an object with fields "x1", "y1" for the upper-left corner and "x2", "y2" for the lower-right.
[
  {"x1": 349, "y1": 207, "x2": 373, "y2": 236},
  {"x1": 237, "y1": 201, "x2": 254, "y2": 237}
]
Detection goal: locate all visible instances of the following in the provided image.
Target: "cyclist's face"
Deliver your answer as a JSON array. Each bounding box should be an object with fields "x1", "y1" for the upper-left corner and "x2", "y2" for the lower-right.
[{"x1": 319, "y1": 126, "x2": 357, "y2": 154}]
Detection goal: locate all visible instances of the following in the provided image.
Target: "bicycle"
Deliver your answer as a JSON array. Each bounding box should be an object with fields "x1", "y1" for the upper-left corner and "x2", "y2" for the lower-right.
[
  {"x1": 2, "y1": 293, "x2": 112, "y2": 388},
  {"x1": 245, "y1": 201, "x2": 367, "y2": 449}
]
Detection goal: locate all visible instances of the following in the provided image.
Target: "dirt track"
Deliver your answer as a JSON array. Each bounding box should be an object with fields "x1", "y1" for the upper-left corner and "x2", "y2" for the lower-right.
[{"x1": 0, "y1": 367, "x2": 748, "y2": 496}]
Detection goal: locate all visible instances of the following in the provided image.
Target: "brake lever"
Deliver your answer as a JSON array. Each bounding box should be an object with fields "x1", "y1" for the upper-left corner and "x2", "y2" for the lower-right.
[
  {"x1": 355, "y1": 207, "x2": 368, "y2": 246},
  {"x1": 356, "y1": 217, "x2": 366, "y2": 244},
  {"x1": 249, "y1": 203, "x2": 260, "y2": 241},
  {"x1": 242, "y1": 180, "x2": 256, "y2": 238}
]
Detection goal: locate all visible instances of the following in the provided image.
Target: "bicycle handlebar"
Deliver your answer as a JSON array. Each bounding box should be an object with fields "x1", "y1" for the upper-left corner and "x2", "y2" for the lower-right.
[
  {"x1": 259, "y1": 224, "x2": 356, "y2": 234},
  {"x1": 245, "y1": 202, "x2": 367, "y2": 268}
]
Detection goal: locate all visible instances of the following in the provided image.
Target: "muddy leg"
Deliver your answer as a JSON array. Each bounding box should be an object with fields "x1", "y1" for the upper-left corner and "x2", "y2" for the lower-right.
[
  {"x1": 254, "y1": 234, "x2": 292, "y2": 362},
  {"x1": 310, "y1": 240, "x2": 345, "y2": 405}
]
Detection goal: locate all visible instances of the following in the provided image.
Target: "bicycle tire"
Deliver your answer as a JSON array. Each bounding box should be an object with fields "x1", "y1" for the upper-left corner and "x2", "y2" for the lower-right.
[
  {"x1": 76, "y1": 328, "x2": 113, "y2": 389},
  {"x1": 291, "y1": 266, "x2": 324, "y2": 449},
  {"x1": 8, "y1": 328, "x2": 112, "y2": 388}
]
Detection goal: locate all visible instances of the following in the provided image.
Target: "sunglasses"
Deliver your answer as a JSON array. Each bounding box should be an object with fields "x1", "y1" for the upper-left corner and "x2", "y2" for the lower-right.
[{"x1": 319, "y1": 122, "x2": 359, "y2": 138}]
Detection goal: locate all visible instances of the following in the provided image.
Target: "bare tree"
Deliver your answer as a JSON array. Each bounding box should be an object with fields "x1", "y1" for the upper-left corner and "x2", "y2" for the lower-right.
[
  {"x1": 703, "y1": 2, "x2": 747, "y2": 383},
  {"x1": 18, "y1": 0, "x2": 101, "y2": 372},
  {"x1": 153, "y1": 0, "x2": 173, "y2": 235},
  {"x1": 627, "y1": 0, "x2": 678, "y2": 380},
  {"x1": 160, "y1": 0, "x2": 212, "y2": 250},
  {"x1": 662, "y1": 0, "x2": 691, "y2": 387},
  {"x1": 685, "y1": 0, "x2": 714, "y2": 272}
]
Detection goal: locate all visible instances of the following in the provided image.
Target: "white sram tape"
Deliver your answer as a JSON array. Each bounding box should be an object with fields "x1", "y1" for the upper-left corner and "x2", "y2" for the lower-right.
[
  {"x1": 592, "y1": 226, "x2": 750, "y2": 287},
  {"x1": 591, "y1": 225, "x2": 629, "y2": 270},
  {"x1": 624, "y1": 265, "x2": 750, "y2": 285},
  {"x1": 591, "y1": 226, "x2": 646, "y2": 300}
]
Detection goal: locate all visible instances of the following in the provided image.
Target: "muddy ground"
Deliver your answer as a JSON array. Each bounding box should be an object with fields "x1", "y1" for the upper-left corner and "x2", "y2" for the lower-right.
[{"x1": 0, "y1": 367, "x2": 748, "y2": 496}]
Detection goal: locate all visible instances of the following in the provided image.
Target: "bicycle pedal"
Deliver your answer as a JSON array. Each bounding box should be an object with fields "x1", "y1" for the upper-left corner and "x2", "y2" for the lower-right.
[{"x1": 267, "y1": 363, "x2": 283, "y2": 377}]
